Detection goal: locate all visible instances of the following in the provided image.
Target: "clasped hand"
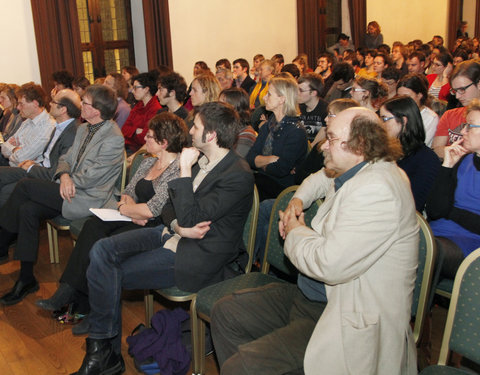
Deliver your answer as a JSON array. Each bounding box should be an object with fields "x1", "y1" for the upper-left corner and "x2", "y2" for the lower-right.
[{"x1": 278, "y1": 198, "x2": 305, "y2": 239}]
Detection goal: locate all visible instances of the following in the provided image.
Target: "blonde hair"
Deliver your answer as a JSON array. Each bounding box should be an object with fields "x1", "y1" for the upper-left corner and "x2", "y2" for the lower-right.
[
  {"x1": 193, "y1": 74, "x2": 221, "y2": 103},
  {"x1": 269, "y1": 74, "x2": 300, "y2": 117}
]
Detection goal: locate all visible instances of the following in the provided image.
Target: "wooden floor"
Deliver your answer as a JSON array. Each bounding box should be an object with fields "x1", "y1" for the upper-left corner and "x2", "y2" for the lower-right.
[{"x1": 0, "y1": 225, "x2": 466, "y2": 375}]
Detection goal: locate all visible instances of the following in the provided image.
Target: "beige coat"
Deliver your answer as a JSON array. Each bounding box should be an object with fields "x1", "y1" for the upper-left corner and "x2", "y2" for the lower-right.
[{"x1": 285, "y1": 161, "x2": 418, "y2": 375}]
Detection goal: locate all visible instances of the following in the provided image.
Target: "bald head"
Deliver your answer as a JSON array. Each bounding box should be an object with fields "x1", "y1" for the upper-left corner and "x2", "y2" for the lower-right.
[{"x1": 51, "y1": 89, "x2": 81, "y2": 121}]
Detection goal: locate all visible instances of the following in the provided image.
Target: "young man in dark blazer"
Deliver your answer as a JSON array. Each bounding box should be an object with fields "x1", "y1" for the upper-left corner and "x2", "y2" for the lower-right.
[{"x1": 72, "y1": 102, "x2": 254, "y2": 375}]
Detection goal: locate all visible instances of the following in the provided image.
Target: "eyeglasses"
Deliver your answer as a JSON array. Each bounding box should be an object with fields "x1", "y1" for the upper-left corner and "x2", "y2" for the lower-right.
[
  {"x1": 450, "y1": 82, "x2": 475, "y2": 95},
  {"x1": 82, "y1": 101, "x2": 93, "y2": 107},
  {"x1": 325, "y1": 134, "x2": 342, "y2": 144},
  {"x1": 133, "y1": 85, "x2": 144, "y2": 90},
  {"x1": 381, "y1": 115, "x2": 395, "y2": 122},
  {"x1": 461, "y1": 122, "x2": 480, "y2": 131},
  {"x1": 298, "y1": 88, "x2": 312, "y2": 93},
  {"x1": 51, "y1": 100, "x2": 65, "y2": 107},
  {"x1": 327, "y1": 113, "x2": 336, "y2": 118},
  {"x1": 351, "y1": 87, "x2": 367, "y2": 92}
]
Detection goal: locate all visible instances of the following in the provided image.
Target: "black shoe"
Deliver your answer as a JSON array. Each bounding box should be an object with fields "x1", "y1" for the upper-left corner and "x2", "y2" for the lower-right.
[
  {"x1": 71, "y1": 338, "x2": 124, "y2": 375},
  {"x1": 35, "y1": 282, "x2": 76, "y2": 311},
  {"x1": 72, "y1": 315, "x2": 89, "y2": 336},
  {"x1": 0, "y1": 253, "x2": 8, "y2": 265},
  {"x1": 0, "y1": 279, "x2": 39, "y2": 306}
]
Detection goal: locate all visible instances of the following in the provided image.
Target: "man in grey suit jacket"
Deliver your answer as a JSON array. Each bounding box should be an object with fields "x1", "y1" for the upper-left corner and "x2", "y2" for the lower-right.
[
  {"x1": 212, "y1": 108, "x2": 419, "y2": 375},
  {"x1": 0, "y1": 89, "x2": 80, "y2": 205},
  {"x1": 0, "y1": 85, "x2": 124, "y2": 306}
]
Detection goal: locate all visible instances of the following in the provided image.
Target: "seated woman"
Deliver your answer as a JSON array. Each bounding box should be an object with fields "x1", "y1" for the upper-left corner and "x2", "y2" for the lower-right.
[
  {"x1": 249, "y1": 59, "x2": 275, "y2": 109},
  {"x1": 246, "y1": 74, "x2": 307, "y2": 201},
  {"x1": 0, "y1": 84, "x2": 22, "y2": 140},
  {"x1": 427, "y1": 52, "x2": 453, "y2": 101},
  {"x1": 426, "y1": 98, "x2": 480, "y2": 280},
  {"x1": 397, "y1": 73, "x2": 439, "y2": 147},
  {"x1": 121, "y1": 72, "x2": 161, "y2": 154},
  {"x1": 103, "y1": 72, "x2": 131, "y2": 128},
  {"x1": 356, "y1": 49, "x2": 377, "y2": 78},
  {"x1": 219, "y1": 87, "x2": 257, "y2": 158},
  {"x1": 380, "y1": 96, "x2": 441, "y2": 211},
  {"x1": 364, "y1": 21, "x2": 383, "y2": 49},
  {"x1": 35, "y1": 112, "x2": 188, "y2": 326},
  {"x1": 350, "y1": 76, "x2": 388, "y2": 112}
]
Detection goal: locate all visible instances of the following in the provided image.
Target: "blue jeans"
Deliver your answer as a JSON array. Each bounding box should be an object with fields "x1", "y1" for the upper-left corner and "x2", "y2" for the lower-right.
[
  {"x1": 254, "y1": 199, "x2": 275, "y2": 264},
  {"x1": 86, "y1": 225, "x2": 176, "y2": 351}
]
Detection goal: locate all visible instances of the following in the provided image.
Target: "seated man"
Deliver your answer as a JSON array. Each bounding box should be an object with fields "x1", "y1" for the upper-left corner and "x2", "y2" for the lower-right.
[
  {"x1": 211, "y1": 107, "x2": 419, "y2": 375},
  {"x1": 232, "y1": 58, "x2": 256, "y2": 94},
  {"x1": 0, "y1": 89, "x2": 80, "y2": 205},
  {"x1": 0, "y1": 82, "x2": 55, "y2": 166},
  {"x1": 71, "y1": 102, "x2": 254, "y2": 374},
  {"x1": 0, "y1": 84, "x2": 125, "y2": 305},
  {"x1": 156, "y1": 71, "x2": 189, "y2": 119}
]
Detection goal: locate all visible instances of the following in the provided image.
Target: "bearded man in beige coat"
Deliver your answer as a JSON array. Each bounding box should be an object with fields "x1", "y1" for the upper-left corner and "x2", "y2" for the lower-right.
[{"x1": 211, "y1": 107, "x2": 418, "y2": 375}]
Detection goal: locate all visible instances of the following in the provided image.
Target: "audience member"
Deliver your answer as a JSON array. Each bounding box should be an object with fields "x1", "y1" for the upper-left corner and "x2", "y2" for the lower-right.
[
  {"x1": 432, "y1": 60, "x2": 480, "y2": 157},
  {"x1": 271, "y1": 54, "x2": 285, "y2": 74},
  {"x1": 364, "y1": 20, "x2": 383, "y2": 49},
  {"x1": 324, "y1": 62, "x2": 355, "y2": 102},
  {"x1": 232, "y1": 58, "x2": 256, "y2": 94},
  {"x1": 392, "y1": 43, "x2": 409, "y2": 76},
  {"x1": 327, "y1": 33, "x2": 355, "y2": 56},
  {"x1": 215, "y1": 58, "x2": 231, "y2": 71},
  {"x1": 215, "y1": 68, "x2": 234, "y2": 90},
  {"x1": 356, "y1": 49, "x2": 377, "y2": 78},
  {"x1": 0, "y1": 89, "x2": 80, "y2": 205},
  {"x1": 452, "y1": 49, "x2": 469, "y2": 66},
  {"x1": 103, "y1": 72, "x2": 131, "y2": 128},
  {"x1": 121, "y1": 72, "x2": 161, "y2": 154},
  {"x1": 0, "y1": 84, "x2": 125, "y2": 306},
  {"x1": 350, "y1": 76, "x2": 387, "y2": 112},
  {"x1": 212, "y1": 107, "x2": 418, "y2": 375},
  {"x1": 73, "y1": 76, "x2": 90, "y2": 99},
  {"x1": 380, "y1": 96, "x2": 441, "y2": 211},
  {"x1": 71, "y1": 102, "x2": 254, "y2": 374},
  {"x1": 156, "y1": 71, "x2": 189, "y2": 119},
  {"x1": 281, "y1": 63, "x2": 301, "y2": 79},
  {"x1": 219, "y1": 87, "x2": 256, "y2": 157},
  {"x1": 427, "y1": 52, "x2": 453, "y2": 101},
  {"x1": 249, "y1": 59, "x2": 275, "y2": 109},
  {"x1": 407, "y1": 51, "x2": 426, "y2": 74},
  {"x1": 297, "y1": 73, "x2": 328, "y2": 141},
  {"x1": 0, "y1": 84, "x2": 22, "y2": 138},
  {"x1": 427, "y1": 98, "x2": 480, "y2": 281},
  {"x1": 372, "y1": 52, "x2": 392, "y2": 79},
  {"x1": 121, "y1": 65, "x2": 139, "y2": 108},
  {"x1": 51, "y1": 70, "x2": 74, "y2": 98},
  {"x1": 246, "y1": 74, "x2": 307, "y2": 200},
  {"x1": 251, "y1": 54, "x2": 265, "y2": 82},
  {"x1": 397, "y1": 73, "x2": 439, "y2": 147},
  {"x1": 0, "y1": 83, "x2": 55, "y2": 167},
  {"x1": 35, "y1": 112, "x2": 189, "y2": 335},
  {"x1": 381, "y1": 66, "x2": 401, "y2": 98}
]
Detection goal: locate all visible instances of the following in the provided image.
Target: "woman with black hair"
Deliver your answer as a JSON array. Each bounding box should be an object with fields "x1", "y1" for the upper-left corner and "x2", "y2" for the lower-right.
[
  {"x1": 427, "y1": 52, "x2": 453, "y2": 101},
  {"x1": 380, "y1": 95, "x2": 441, "y2": 211},
  {"x1": 121, "y1": 72, "x2": 161, "y2": 154}
]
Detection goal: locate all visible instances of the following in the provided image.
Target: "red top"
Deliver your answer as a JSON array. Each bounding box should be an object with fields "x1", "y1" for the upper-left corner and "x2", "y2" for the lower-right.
[
  {"x1": 427, "y1": 74, "x2": 451, "y2": 101},
  {"x1": 121, "y1": 96, "x2": 161, "y2": 152},
  {"x1": 435, "y1": 106, "x2": 466, "y2": 145}
]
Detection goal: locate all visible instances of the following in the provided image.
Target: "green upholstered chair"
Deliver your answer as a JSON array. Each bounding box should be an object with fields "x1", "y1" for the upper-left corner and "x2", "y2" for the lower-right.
[
  {"x1": 191, "y1": 185, "x2": 322, "y2": 374},
  {"x1": 419, "y1": 247, "x2": 480, "y2": 374},
  {"x1": 412, "y1": 212, "x2": 437, "y2": 346},
  {"x1": 143, "y1": 184, "x2": 260, "y2": 337}
]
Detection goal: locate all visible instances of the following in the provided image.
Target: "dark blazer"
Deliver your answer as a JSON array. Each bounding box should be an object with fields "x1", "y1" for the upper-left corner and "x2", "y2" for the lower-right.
[
  {"x1": 239, "y1": 75, "x2": 256, "y2": 94},
  {"x1": 162, "y1": 150, "x2": 254, "y2": 292},
  {"x1": 29, "y1": 118, "x2": 79, "y2": 180}
]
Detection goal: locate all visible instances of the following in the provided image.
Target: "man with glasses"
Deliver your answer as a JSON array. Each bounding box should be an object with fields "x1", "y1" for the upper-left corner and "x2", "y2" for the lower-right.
[
  {"x1": 211, "y1": 107, "x2": 418, "y2": 375},
  {"x1": 0, "y1": 89, "x2": 80, "y2": 205},
  {"x1": 0, "y1": 82, "x2": 55, "y2": 167},
  {"x1": 297, "y1": 73, "x2": 328, "y2": 142},
  {"x1": 0, "y1": 84, "x2": 124, "y2": 305}
]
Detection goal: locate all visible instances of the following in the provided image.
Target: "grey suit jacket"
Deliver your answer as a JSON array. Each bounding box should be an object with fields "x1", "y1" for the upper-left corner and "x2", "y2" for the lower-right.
[{"x1": 54, "y1": 119, "x2": 125, "y2": 220}]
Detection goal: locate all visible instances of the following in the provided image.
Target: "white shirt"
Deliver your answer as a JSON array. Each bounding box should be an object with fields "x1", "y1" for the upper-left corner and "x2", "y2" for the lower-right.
[{"x1": 421, "y1": 106, "x2": 438, "y2": 147}]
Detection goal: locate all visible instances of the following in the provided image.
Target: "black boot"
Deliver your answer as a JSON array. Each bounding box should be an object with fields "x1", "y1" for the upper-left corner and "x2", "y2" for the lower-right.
[
  {"x1": 71, "y1": 337, "x2": 124, "y2": 375},
  {"x1": 35, "y1": 283, "x2": 76, "y2": 311}
]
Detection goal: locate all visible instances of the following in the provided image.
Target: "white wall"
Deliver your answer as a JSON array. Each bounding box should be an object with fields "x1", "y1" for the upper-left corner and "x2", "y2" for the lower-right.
[
  {"x1": 0, "y1": 0, "x2": 41, "y2": 84},
  {"x1": 168, "y1": 0, "x2": 298, "y2": 83},
  {"x1": 366, "y1": 0, "x2": 449, "y2": 46},
  {"x1": 463, "y1": 0, "x2": 476, "y2": 38},
  {"x1": 131, "y1": 0, "x2": 148, "y2": 73}
]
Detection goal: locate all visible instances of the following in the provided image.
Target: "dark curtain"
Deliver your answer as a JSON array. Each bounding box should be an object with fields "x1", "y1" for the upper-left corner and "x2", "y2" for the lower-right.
[
  {"x1": 142, "y1": 0, "x2": 173, "y2": 70},
  {"x1": 475, "y1": 0, "x2": 480, "y2": 43},
  {"x1": 297, "y1": 0, "x2": 323, "y2": 69},
  {"x1": 30, "y1": 0, "x2": 84, "y2": 90},
  {"x1": 347, "y1": 0, "x2": 366, "y2": 48},
  {"x1": 448, "y1": 0, "x2": 462, "y2": 50}
]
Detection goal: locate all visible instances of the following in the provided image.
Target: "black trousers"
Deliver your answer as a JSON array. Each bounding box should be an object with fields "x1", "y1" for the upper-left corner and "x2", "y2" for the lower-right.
[
  {"x1": 0, "y1": 178, "x2": 62, "y2": 262},
  {"x1": 60, "y1": 216, "x2": 154, "y2": 294}
]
